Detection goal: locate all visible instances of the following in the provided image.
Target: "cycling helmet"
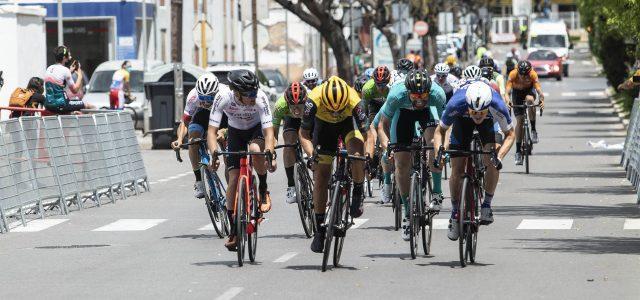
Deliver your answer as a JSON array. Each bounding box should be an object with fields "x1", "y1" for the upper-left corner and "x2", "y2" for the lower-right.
[
  {"x1": 363, "y1": 67, "x2": 375, "y2": 78},
  {"x1": 404, "y1": 69, "x2": 432, "y2": 95},
  {"x1": 465, "y1": 82, "x2": 492, "y2": 111},
  {"x1": 396, "y1": 58, "x2": 415, "y2": 74},
  {"x1": 227, "y1": 69, "x2": 259, "y2": 95},
  {"x1": 463, "y1": 65, "x2": 482, "y2": 79},
  {"x1": 445, "y1": 55, "x2": 457, "y2": 66},
  {"x1": 373, "y1": 66, "x2": 391, "y2": 85},
  {"x1": 450, "y1": 66, "x2": 463, "y2": 79},
  {"x1": 517, "y1": 60, "x2": 532, "y2": 75},
  {"x1": 196, "y1": 73, "x2": 220, "y2": 99},
  {"x1": 284, "y1": 82, "x2": 307, "y2": 105},
  {"x1": 480, "y1": 67, "x2": 493, "y2": 80},
  {"x1": 302, "y1": 68, "x2": 319, "y2": 81},
  {"x1": 354, "y1": 75, "x2": 369, "y2": 94},
  {"x1": 321, "y1": 76, "x2": 350, "y2": 112},
  {"x1": 479, "y1": 57, "x2": 495, "y2": 69},
  {"x1": 434, "y1": 63, "x2": 451, "y2": 75}
]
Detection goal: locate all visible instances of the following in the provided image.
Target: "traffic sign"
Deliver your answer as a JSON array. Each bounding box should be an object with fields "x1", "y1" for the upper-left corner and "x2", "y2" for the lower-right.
[{"x1": 414, "y1": 21, "x2": 429, "y2": 36}]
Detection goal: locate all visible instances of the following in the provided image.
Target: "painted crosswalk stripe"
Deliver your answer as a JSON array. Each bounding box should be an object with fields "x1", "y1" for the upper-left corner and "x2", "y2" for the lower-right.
[
  {"x1": 92, "y1": 219, "x2": 167, "y2": 231},
  {"x1": 273, "y1": 252, "x2": 298, "y2": 263},
  {"x1": 351, "y1": 218, "x2": 369, "y2": 229},
  {"x1": 215, "y1": 287, "x2": 244, "y2": 300},
  {"x1": 432, "y1": 219, "x2": 450, "y2": 230},
  {"x1": 588, "y1": 91, "x2": 606, "y2": 97},
  {"x1": 10, "y1": 219, "x2": 68, "y2": 232},
  {"x1": 623, "y1": 219, "x2": 640, "y2": 230},
  {"x1": 561, "y1": 92, "x2": 577, "y2": 97},
  {"x1": 517, "y1": 219, "x2": 573, "y2": 230}
]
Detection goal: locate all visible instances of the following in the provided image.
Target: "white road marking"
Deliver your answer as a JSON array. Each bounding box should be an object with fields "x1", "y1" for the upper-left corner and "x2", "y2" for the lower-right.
[
  {"x1": 10, "y1": 219, "x2": 68, "y2": 232},
  {"x1": 176, "y1": 173, "x2": 189, "y2": 177},
  {"x1": 168, "y1": 176, "x2": 180, "y2": 180},
  {"x1": 623, "y1": 219, "x2": 640, "y2": 230},
  {"x1": 588, "y1": 91, "x2": 606, "y2": 97},
  {"x1": 561, "y1": 92, "x2": 577, "y2": 97},
  {"x1": 517, "y1": 219, "x2": 573, "y2": 230},
  {"x1": 543, "y1": 92, "x2": 550, "y2": 97},
  {"x1": 432, "y1": 219, "x2": 450, "y2": 230},
  {"x1": 198, "y1": 224, "x2": 214, "y2": 231},
  {"x1": 581, "y1": 60, "x2": 593, "y2": 65},
  {"x1": 92, "y1": 219, "x2": 167, "y2": 231},
  {"x1": 215, "y1": 287, "x2": 244, "y2": 300},
  {"x1": 273, "y1": 252, "x2": 298, "y2": 263},
  {"x1": 149, "y1": 181, "x2": 158, "y2": 185},
  {"x1": 157, "y1": 179, "x2": 169, "y2": 182},
  {"x1": 351, "y1": 218, "x2": 369, "y2": 229}
]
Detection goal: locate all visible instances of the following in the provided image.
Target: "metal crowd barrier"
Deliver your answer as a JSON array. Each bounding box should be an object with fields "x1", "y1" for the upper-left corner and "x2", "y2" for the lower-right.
[
  {"x1": 0, "y1": 112, "x2": 149, "y2": 233},
  {"x1": 621, "y1": 98, "x2": 640, "y2": 204}
]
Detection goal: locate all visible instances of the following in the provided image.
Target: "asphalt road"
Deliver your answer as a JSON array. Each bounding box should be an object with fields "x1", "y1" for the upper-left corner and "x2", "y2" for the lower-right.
[{"x1": 1, "y1": 44, "x2": 639, "y2": 299}]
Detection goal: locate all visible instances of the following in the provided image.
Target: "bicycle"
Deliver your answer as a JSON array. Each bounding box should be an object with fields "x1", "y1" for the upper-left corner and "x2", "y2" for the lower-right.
[
  {"x1": 321, "y1": 139, "x2": 368, "y2": 272},
  {"x1": 384, "y1": 147, "x2": 401, "y2": 231},
  {"x1": 275, "y1": 143, "x2": 316, "y2": 238},
  {"x1": 435, "y1": 133, "x2": 502, "y2": 267},
  {"x1": 174, "y1": 138, "x2": 229, "y2": 238},
  {"x1": 365, "y1": 144, "x2": 382, "y2": 198},
  {"x1": 512, "y1": 103, "x2": 543, "y2": 174},
  {"x1": 212, "y1": 150, "x2": 274, "y2": 267}
]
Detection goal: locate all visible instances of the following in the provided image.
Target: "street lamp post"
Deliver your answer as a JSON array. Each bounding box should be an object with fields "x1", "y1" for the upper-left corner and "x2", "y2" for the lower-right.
[{"x1": 57, "y1": 0, "x2": 63, "y2": 46}]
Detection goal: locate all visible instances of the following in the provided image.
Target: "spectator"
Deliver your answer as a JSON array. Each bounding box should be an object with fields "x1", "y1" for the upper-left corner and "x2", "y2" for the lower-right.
[
  {"x1": 110, "y1": 60, "x2": 133, "y2": 110},
  {"x1": 43, "y1": 45, "x2": 95, "y2": 114},
  {"x1": 9, "y1": 77, "x2": 45, "y2": 118}
]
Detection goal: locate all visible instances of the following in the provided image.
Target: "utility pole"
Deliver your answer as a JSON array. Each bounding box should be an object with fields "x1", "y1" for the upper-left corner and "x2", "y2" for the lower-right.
[
  {"x1": 57, "y1": 0, "x2": 63, "y2": 46},
  {"x1": 285, "y1": 9, "x2": 290, "y2": 81},
  {"x1": 200, "y1": 0, "x2": 208, "y2": 68},
  {"x1": 252, "y1": 0, "x2": 258, "y2": 74},
  {"x1": 142, "y1": 0, "x2": 147, "y2": 72},
  {"x1": 349, "y1": 1, "x2": 354, "y2": 78},
  {"x1": 171, "y1": 0, "x2": 183, "y2": 62}
]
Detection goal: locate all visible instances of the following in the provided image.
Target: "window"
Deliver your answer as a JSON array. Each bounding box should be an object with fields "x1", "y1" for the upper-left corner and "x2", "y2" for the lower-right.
[
  {"x1": 88, "y1": 70, "x2": 145, "y2": 93},
  {"x1": 530, "y1": 35, "x2": 566, "y2": 48}
]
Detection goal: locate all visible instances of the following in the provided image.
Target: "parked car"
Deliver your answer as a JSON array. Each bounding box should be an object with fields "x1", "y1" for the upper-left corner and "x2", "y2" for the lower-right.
[
  {"x1": 527, "y1": 50, "x2": 563, "y2": 81},
  {"x1": 84, "y1": 60, "x2": 163, "y2": 121},
  {"x1": 259, "y1": 68, "x2": 288, "y2": 95},
  {"x1": 207, "y1": 63, "x2": 277, "y2": 101}
]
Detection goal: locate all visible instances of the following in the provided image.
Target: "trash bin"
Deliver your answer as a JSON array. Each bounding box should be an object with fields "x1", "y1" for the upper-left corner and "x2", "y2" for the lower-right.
[{"x1": 144, "y1": 81, "x2": 196, "y2": 149}]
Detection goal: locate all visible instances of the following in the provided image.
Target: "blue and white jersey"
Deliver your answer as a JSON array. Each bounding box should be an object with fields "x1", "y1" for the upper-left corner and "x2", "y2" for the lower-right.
[{"x1": 440, "y1": 81, "x2": 513, "y2": 132}]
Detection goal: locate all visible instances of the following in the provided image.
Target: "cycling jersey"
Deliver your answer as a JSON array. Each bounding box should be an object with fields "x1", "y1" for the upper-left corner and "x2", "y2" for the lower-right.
[
  {"x1": 490, "y1": 72, "x2": 506, "y2": 97},
  {"x1": 209, "y1": 88, "x2": 272, "y2": 130},
  {"x1": 440, "y1": 82, "x2": 513, "y2": 133},
  {"x1": 303, "y1": 83, "x2": 365, "y2": 126},
  {"x1": 183, "y1": 84, "x2": 230, "y2": 121},
  {"x1": 110, "y1": 69, "x2": 130, "y2": 90},
  {"x1": 382, "y1": 82, "x2": 446, "y2": 120},
  {"x1": 44, "y1": 64, "x2": 75, "y2": 108},
  {"x1": 272, "y1": 95, "x2": 296, "y2": 127},
  {"x1": 431, "y1": 75, "x2": 455, "y2": 102},
  {"x1": 430, "y1": 73, "x2": 458, "y2": 87},
  {"x1": 362, "y1": 79, "x2": 389, "y2": 105},
  {"x1": 506, "y1": 69, "x2": 541, "y2": 91}
]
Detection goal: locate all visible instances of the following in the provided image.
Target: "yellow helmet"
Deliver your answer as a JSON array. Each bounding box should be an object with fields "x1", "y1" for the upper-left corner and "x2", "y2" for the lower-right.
[
  {"x1": 445, "y1": 55, "x2": 457, "y2": 66},
  {"x1": 321, "y1": 76, "x2": 350, "y2": 112}
]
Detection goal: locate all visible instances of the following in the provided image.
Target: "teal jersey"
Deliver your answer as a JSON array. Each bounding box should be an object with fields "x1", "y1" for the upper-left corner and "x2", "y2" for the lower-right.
[{"x1": 382, "y1": 82, "x2": 446, "y2": 120}]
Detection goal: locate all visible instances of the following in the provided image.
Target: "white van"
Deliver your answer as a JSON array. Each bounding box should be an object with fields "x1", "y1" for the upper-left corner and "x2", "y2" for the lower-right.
[{"x1": 526, "y1": 19, "x2": 573, "y2": 77}]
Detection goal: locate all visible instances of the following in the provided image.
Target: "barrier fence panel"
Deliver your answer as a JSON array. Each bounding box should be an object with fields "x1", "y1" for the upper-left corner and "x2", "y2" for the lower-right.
[
  {"x1": 94, "y1": 114, "x2": 125, "y2": 200},
  {"x1": 0, "y1": 119, "x2": 43, "y2": 228},
  {"x1": 106, "y1": 113, "x2": 134, "y2": 196},
  {"x1": 0, "y1": 122, "x2": 20, "y2": 232},
  {"x1": 119, "y1": 113, "x2": 150, "y2": 194},
  {"x1": 77, "y1": 115, "x2": 114, "y2": 205},
  {"x1": 60, "y1": 115, "x2": 99, "y2": 207},
  {"x1": 621, "y1": 99, "x2": 640, "y2": 204}
]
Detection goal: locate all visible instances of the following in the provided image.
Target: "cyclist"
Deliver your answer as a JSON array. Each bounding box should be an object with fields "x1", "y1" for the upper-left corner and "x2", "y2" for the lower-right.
[
  {"x1": 431, "y1": 63, "x2": 457, "y2": 102},
  {"x1": 272, "y1": 82, "x2": 308, "y2": 204},
  {"x1": 479, "y1": 57, "x2": 506, "y2": 99},
  {"x1": 109, "y1": 61, "x2": 132, "y2": 110},
  {"x1": 445, "y1": 55, "x2": 457, "y2": 68},
  {"x1": 302, "y1": 68, "x2": 321, "y2": 90},
  {"x1": 433, "y1": 81, "x2": 515, "y2": 240},
  {"x1": 207, "y1": 70, "x2": 278, "y2": 250},
  {"x1": 450, "y1": 65, "x2": 463, "y2": 80},
  {"x1": 504, "y1": 60, "x2": 545, "y2": 165},
  {"x1": 299, "y1": 76, "x2": 368, "y2": 253},
  {"x1": 172, "y1": 74, "x2": 225, "y2": 198},
  {"x1": 354, "y1": 75, "x2": 369, "y2": 97},
  {"x1": 378, "y1": 69, "x2": 446, "y2": 241},
  {"x1": 396, "y1": 58, "x2": 415, "y2": 75}
]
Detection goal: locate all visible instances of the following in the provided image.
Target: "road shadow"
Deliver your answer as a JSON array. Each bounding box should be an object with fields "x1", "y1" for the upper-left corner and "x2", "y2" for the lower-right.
[
  {"x1": 534, "y1": 150, "x2": 621, "y2": 156},
  {"x1": 191, "y1": 260, "x2": 259, "y2": 268},
  {"x1": 549, "y1": 111, "x2": 616, "y2": 118},
  {"x1": 519, "y1": 185, "x2": 635, "y2": 196},
  {"x1": 500, "y1": 170, "x2": 627, "y2": 179},
  {"x1": 551, "y1": 134, "x2": 628, "y2": 138},
  {"x1": 162, "y1": 234, "x2": 219, "y2": 240},
  {"x1": 260, "y1": 234, "x2": 309, "y2": 240},
  {"x1": 283, "y1": 264, "x2": 359, "y2": 271},
  {"x1": 547, "y1": 120, "x2": 625, "y2": 126},
  {"x1": 363, "y1": 253, "x2": 414, "y2": 260},
  {"x1": 416, "y1": 261, "x2": 494, "y2": 268},
  {"x1": 508, "y1": 236, "x2": 640, "y2": 255},
  {"x1": 359, "y1": 226, "x2": 396, "y2": 232},
  {"x1": 494, "y1": 203, "x2": 640, "y2": 218}
]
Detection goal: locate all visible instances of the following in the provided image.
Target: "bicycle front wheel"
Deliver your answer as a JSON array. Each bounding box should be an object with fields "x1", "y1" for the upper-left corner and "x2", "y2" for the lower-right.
[
  {"x1": 294, "y1": 163, "x2": 314, "y2": 238},
  {"x1": 333, "y1": 189, "x2": 348, "y2": 267},
  {"x1": 524, "y1": 127, "x2": 531, "y2": 174},
  {"x1": 236, "y1": 178, "x2": 247, "y2": 267},
  {"x1": 248, "y1": 177, "x2": 259, "y2": 263},
  {"x1": 202, "y1": 166, "x2": 225, "y2": 238},
  {"x1": 409, "y1": 173, "x2": 420, "y2": 259},
  {"x1": 322, "y1": 182, "x2": 341, "y2": 272},
  {"x1": 393, "y1": 179, "x2": 401, "y2": 231},
  {"x1": 459, "y1": 177, "x2": 470, "y2": 267}
]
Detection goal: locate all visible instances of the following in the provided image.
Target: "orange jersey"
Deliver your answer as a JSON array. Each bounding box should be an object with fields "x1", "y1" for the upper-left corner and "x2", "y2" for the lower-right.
[{"x1": 507, "y1": 69, "x2": 541, "y2": 91}]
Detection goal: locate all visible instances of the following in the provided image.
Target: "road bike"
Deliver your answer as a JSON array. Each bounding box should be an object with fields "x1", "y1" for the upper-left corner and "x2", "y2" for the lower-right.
[
  {"x1": 435, "y1": 133, "x2": 502, "y2": 267},
  {"x1": 384, "y1": 147, "x2": 401, "y2": 231},
  {"x1": 321, "y1": 139, "x2": 368, "y2": 272},
  {"x1": 174, "y1": 138, "x2": 229, "y2": 238},
  {"x1": 213, "y1": 150, "x2": 273, "y2": 267},
  {"x1": 512, "y1": 103, "x2": 543, "y2": 174},
  {"x1": 365, "y1": 143, "x2": 383, "y2": 198},
  {"x1": 275, "y1": 143, "x2": 316, "y2": 238}
]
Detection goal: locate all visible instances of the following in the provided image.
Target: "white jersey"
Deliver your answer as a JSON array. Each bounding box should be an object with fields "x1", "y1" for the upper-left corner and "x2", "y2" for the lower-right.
[
  {"x1": 209, "y1": 88, "x2": 272, "y2": 130},
  {"x1": 430, "y1": 73, "x2": 458, "y2": 87},
  {"x1": 183, "y1": 84, "x2": 229, "y2": 117}
]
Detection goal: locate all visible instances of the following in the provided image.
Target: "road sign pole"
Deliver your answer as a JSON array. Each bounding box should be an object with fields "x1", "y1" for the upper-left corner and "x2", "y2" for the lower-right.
[
  {"x1": 252, "y1": 0, "x2": 258, "y2": 74},
  {"x1": 57, "y1": 0, "x2": 63, "y2": 46}
]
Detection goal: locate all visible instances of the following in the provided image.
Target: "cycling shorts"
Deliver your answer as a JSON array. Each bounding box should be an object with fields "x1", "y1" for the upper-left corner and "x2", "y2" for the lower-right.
[
  {"x1": 226, "y1": 124, "x2": 264, "y2": 170},
  {"x1": 390, "y1": 108, "x2": 438, "y2": 147},
  {"x1": 109, "y1": 89, "x2": 125, "y2": 110},
  {"x1": 189, "y1": 110, "x2": 227, "y2": 135},
  {"x1": 283, "y1": 116, "x2": 301, "y2": 133},
  {"x1": 449, "y1": 116, "x2": 495, "y2": 157},
  {"x1": 313, "y1": 117, "x2": 364, "y2": 165},
  {"x1": 511, "y1": 88, "x2": 537, "y2": 117}
]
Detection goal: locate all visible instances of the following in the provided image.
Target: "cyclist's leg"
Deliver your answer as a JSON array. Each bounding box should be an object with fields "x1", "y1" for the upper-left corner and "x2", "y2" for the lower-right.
[
  {"x1": 283, "y1": 117, "x2": 300, "y2": 198},
  {"x1": 448, "y1": 117, "x2": 473, "y2": 217},
  {"x1": 310, "y1": 120, "x2": 336, "y2": 252},
  {"x1": 187, "y1": 109, "x2": 209, "y2": 179},
  {"x1": 526, "y1": 88, "x2": 537, "y2": 131},
  {"x1": 512, "y1": 89, "x2": 526, "y2": 153},
  {"x1": 391, "y1": 109, "x2": 414, "y2": 218}
]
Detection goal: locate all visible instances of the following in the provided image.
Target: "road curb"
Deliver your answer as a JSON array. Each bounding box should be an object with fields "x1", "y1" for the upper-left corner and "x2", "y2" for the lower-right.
[{"x1": 606, "y1": 87, "x2": 630, "y2": 129}]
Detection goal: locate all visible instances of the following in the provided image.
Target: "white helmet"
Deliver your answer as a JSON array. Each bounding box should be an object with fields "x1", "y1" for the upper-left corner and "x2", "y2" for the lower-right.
[
  {"x1": 303, "y1": 68, "x2": 319, "y2": 81},
  {"x1": 463, "y1": 65, "x2": 482, "y2": 80},
  {"x1": 434, "y1": 63, "x2": 450, "y2": 75},
  {"x1": 388, "y1": 70, "x2": 405, "y2": 88},
  {"x1": 196, "y1": 73, "x2": 219, "y2": 99},
  {"x1": 465, "y1": 82, "x2": 493, "y2": 111}
]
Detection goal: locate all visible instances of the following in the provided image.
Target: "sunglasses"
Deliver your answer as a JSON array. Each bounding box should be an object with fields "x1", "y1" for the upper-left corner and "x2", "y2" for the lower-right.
[
  {"x1": 409, "y1": 92, "x2": 429, "y2": 101},
  {"x1": 198, "y1": 95, "x2": 215, "y2": 102},
  {"x1": 375, "y1": 83, "x2": 388, "y2": 88},
  {"x1": 240, "y1": 90, "x2": 258, "y2": 98},
  {"x1": 468, "y1": 109, "x2": 489, "y2": 116},
  {"x1": 436, "y1": 74, "x2": 448, "y2": 78}
]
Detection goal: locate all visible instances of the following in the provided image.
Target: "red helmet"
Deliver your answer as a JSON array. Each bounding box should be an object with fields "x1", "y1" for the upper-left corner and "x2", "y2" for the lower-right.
[
  {"x1": 373, "y1": 66, "x2": 391, "y2": 85},
  {"x1": 284, "y1": 82, "x2": 307, "y2": 105}
]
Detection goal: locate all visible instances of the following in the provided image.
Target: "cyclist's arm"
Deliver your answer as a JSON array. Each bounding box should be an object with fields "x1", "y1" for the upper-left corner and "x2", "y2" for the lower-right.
[
  {"x1": 299, "y1": 100, "x2": 316, "y2": 157},
  {"x1": 353, "y1": 101, "x2": 368, "y2": 141},
  {"x1": 504, "y1": 76, "x2": 513, "y2": 104},
  {"x1": 378, "y1": 114, "x2": 391, "y2": 153},
  {"x1": 433, "y1": 124, "x2": 447, "y2": 155},
  {"x1": 271, "y1": 97, "x2": 286, "y2": 142},
  {"x1": 207, "y1": 125, "x2": 220, "y2": 155},
  {"x1": 257, "y1": 94, "x2": 275, "y2": 152},
  {"x1": 207, "y1": 95, "x2": 227, "y2": 154},
  {"x1": 490, "y1": 98, "x2": 515, "y2": 160}
]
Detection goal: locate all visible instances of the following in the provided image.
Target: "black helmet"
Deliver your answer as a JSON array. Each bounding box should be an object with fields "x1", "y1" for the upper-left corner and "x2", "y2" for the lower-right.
[
  {"x1": 479, "y1": 57, "x2": 495, "y2": 69},
  {"x1": 354, "y1": 75, "x2": 369, "y2": 93},
  {"x1": 396, "y1": 58, "x2": 415, "y2": 74},
  {"x1": 450, "y1": 66, "x2": 462, "y2": 79},
  {"x1": 517, "y1": 60, "x2": 532, "y2": 75},
  {"x1": 404, "y1": 69, "x2": 431, "y2": 94},
  {"x1": 481, "y1": 67, "x2": 493, "y2": 80},
  {"x1": 227, "y1": 69, "x2": 259, "y2": 95}
]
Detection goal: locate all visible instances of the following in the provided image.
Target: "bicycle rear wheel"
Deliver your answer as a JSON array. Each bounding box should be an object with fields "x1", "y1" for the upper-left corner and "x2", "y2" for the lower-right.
[
  {"x1": 409, "y1": 173, "x2": 419, "y2": 259},
  {"x1": 459, "y1": 177, "x2": 470, "y2": 267},
  {"x1": 248, "y1": 177, "x2": 259, "y2": 263},
  {"x1": 212, "y1": 174, "x2": 230, "y2": 236},
  {"x1": 333, "y1": 189, "x2": 348, "y2": 267},
  {"x1": 322, "y1": 183, "x2": 341, "y2": 272},
  {"x1": 366, "y1": 177, "x2": 373, "y2": 198},
  {"x1": 294, "y1": 163, "x2": 314, "y2": 238},
  {"x1": 236, "y1": 178, "x2": 247, "y2": 267},
  {"x1": 524, "y1": 127, "x2": 531, "y2": 174},
  {"x1": 393, "y1": 179, "x2": 401, "y2": 231}
]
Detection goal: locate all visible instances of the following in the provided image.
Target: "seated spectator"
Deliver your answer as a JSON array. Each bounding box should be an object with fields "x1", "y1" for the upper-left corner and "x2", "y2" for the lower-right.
[
  {"x1": 9, "y1": 77, "x2": 45, "y2": 118},
  {"x1": 43, "y1": 45, "x2": 96, "y2": 114}
]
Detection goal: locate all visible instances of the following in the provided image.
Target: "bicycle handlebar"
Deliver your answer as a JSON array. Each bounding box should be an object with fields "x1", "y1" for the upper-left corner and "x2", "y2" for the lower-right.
[
  {"x1": 213, "y1": 150, "x2": 275, "y2": 166},
  {"x1": 511, "y1": 104, "x2": 544, "y2": 117},
  {"x1": 434, "y1": 146, "x2": 502, "y2": 170},
  {"x1": 174, "y1": 138, "x2": 208, "y2": 163}
]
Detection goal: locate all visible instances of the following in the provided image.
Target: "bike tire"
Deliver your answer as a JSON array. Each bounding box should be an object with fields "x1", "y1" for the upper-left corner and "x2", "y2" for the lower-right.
[
  {"x1": 524, "y1": 126, "x2": 531, "y2": 174},
  {"x1": 247, "y1": 177, "x2": 259, "y2": 263},
  {"x1": 202, "y1": 167, "x2": 225, "y2": 238},
  {"x1": 236, "y1": 178, "x2": 247, "y2": 267},
  {"x1": 322, "y1": 183, "x2": 341, "y2": 272},
  {"x1": 393, "y1": 180, "x2": 401, "y2": 231},
  {"x1": 459, "y1": 177, "x2": 470, "y2": 268},
  {"x1": 423, "y1": 215, "x2": 433, "y2": 255},
  {"x1": 366, "y1": 178, "x2": 373, "y2": 198},
  {"x1": 212, "y1": 175, "x2": 231, "y2": 236},
  {"x1": 294, "y1": 163, "x2": 313, "y2": 238},
  {"x1": 409, "y1": 173, "x2": 419, "y2": 259},
  {"x1": 333, "y1": 189, "x2": 348, "y2": 267}
]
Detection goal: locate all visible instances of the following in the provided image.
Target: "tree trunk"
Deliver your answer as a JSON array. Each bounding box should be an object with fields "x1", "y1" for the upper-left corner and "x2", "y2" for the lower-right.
[
  {"x1": 379, "y1": 26, "x2": 402, "y2": 67},
  {"x1": 171, "y1": 0, "x2": 183, "y2": 62},
  {"x1": 318, "y1": 23, "x2": 354, "y2": 84}
]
